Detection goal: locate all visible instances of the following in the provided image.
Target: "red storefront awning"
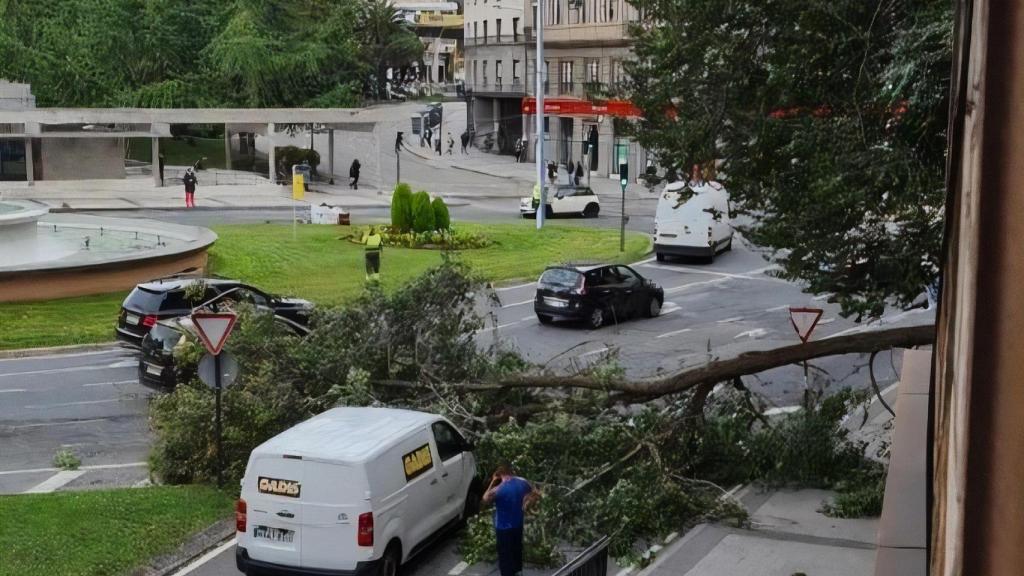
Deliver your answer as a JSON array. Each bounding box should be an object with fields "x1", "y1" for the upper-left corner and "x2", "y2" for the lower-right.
[{"x1": 521, "y1": 97, "x2": 642, "y2": 118}]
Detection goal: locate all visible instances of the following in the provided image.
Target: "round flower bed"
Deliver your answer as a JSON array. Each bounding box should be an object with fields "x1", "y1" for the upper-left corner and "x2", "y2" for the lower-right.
[{"x1": 348, "y1": 225, "x2": 491, "y2": 250}]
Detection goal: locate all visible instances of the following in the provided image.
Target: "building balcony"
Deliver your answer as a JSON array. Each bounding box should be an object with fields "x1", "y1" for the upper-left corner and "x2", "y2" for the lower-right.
[
  {"x1": 467, "y1": 80, "x2": 528, "y2": 97},
  {"x1": 464, "y1": 34, "x2": 530, "y2": 47},
  {"x1": 530, "y1": 22, "x2": 634, "y2": 47}
]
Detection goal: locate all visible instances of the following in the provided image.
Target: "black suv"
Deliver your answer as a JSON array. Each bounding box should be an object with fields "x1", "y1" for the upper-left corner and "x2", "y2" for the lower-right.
[
  {"x1": 115, "y1": 277, "x2": 313, "y2": 347},
  {"x1": 534, "y1": 264, "x2": 664, "y2": 329}
]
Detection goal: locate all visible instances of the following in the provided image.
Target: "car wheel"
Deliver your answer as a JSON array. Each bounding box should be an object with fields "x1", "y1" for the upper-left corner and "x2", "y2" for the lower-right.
[
  {"x1": 586, "y1": 308, "x2": 604, "y2": 329},
  {"x1": 462, "y1": 486, "x2": 482, "y2": 521},
  {"x1": 379, "y1": 542, "x2": 400, "y2": 576},
  {"x1": 656, "y1": 252, "x2": 665, "y2": 262},
  {"x1": 583, "y1": 203, "x2": 600, "y2": 218},
  {"x1": 537, "y1": 314, "x2": 553, "y2": 325},
  {"x1": 646, "y1": 297, "x2": 662, "y2": 318}
]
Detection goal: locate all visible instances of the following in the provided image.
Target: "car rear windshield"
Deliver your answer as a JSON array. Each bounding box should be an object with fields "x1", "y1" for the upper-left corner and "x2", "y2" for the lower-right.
[
  {"x1": 539, "y1": 268, "x2": 583, "y2": 289},
  {"x1": 124, "y1": 288, "x2": 166, "y2": 312}
]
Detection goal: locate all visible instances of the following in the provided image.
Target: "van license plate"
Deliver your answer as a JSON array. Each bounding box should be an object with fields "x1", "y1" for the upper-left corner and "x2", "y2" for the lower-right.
[
  {"x1": 544, "y1": 298, "x2": 568, "y2": 308},
  {"x1": 254, "y1": 526, "x2": 294, "y2": 543},
  {"x1": 125, "y1": 313, "x2": 140, "y2": 325}
]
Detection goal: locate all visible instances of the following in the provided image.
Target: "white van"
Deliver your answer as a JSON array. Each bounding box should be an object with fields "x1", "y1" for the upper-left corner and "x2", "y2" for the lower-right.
[
  {"x1": 235, "y1": 407, "x2": 480, "y2": 576},
  {"x1": 653, "y1": 180, "x2": 733, "y2": 262}
]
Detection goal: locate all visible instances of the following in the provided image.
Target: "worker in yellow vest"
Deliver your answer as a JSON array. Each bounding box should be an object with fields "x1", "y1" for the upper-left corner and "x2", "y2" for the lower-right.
[{"x1": 364, "y1": 226, "x2": 383, "y2": 281}]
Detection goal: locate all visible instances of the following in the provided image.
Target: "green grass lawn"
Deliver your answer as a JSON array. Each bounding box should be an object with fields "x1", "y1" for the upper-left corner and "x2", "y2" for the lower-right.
[
  {"x1": 0, "y1": 222, "x2": 650, "y2": 349},
  {"x1": 126, "y1": 136, "x2": 238, "y2": 170},
  {"x1": 0, "y1": 485, "x2": 233, "y2": 576}
]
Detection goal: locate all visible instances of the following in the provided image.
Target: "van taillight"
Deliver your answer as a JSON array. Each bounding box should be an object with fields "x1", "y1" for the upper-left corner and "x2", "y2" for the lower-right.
[
  {"x1": 357, "y1": 512, "x2": 374, "y2": 546},
  {"x1": 235, "y1": 499, "x2": 247, "y2": 533},
  {"x1": 142, "y1": 314, "x2": 157, "y2": 328}
]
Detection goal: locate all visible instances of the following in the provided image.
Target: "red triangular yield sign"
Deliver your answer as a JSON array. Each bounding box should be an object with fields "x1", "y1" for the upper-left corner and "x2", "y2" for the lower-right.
[
  {"x1": 191, "y1": 312, "x2": 237, "y2": 355},
  {"x1": 789, "y1": 307, "x2": 823, "y2": 343}
]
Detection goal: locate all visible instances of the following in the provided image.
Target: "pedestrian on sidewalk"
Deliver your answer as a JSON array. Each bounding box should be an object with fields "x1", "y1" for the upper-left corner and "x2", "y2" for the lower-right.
[
  {"x1": 482, "y1": 463, "x2": 540, "y2": 576},
  {"x1": 514, "y1": 139, "x2": 524, "y2": 163},
  {"x1": 574, "y1": 162, "x2": 584, "y2": 187},
  {"x1": 425, "y1": 126, "x2": 433, "y2": 149},
  {"x1": 547, "y1": 161, "x2": 557, "y2": 185},
  {"x1": 446, "y1": 133, "x2": 455, "y2": 155},
  {"x1": 158, "y1": 154, "x2": 165, "y2": 187},
  {"x1": 183, "y1": 167, "x2": 198, "y2": 208},
  {"x1": 349, "y1": 159, "x2": 361, "y2": 190},
  {"x1": 435, "y1": 136, "x2": 442, "y2": 156},
  {"x1": 460, "y1": 131, "x2": 469, "y2": 154},
  {"x1": 566, "y1": 160, "x2": 575, "y2": 184}
]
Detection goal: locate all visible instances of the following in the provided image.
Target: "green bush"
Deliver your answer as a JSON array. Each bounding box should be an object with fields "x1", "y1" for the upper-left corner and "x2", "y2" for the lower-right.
[
  {"x1": 432, "y1": 197, "x2": 451, "y2": 230},
  {"x1": 347, "y1": 225, "x2": 491, "y2": 249},
  {"x1": 411, "y1": 190, "x2": 435, "y2": 233},
  {"x1": 390, "y1": 183, "x2": 413, "y2": 232},
  {"x1": 274, "y1": 146, "x2": 320, "y2": 182}
]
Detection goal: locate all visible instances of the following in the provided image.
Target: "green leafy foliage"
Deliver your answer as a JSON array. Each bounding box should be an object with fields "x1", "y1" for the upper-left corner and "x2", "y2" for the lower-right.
[
  {"x1": 0, "y1": 0, "x2": 419, "y2": 107},
  {"x1": 390, "y1": 183, "x2": 414, "y2": 232},
  {"x1": 432, "y1": 197, "x2": 451, "y2": 230},
  {"x1": 624, "y1": 0, "x2": 952, "y2": 319},
  {"x1": 275, "y1": 146, "x2": 321, "y2": 182},
  {"x1": 411, "y1": 190, "x2": 436, "y2": 233},
  {"x1": 349, "y1": 225, "x2": 491, "y2": 249},
  {"x1": 52, "y1": 449, "x2": 81, "y2": 471}
]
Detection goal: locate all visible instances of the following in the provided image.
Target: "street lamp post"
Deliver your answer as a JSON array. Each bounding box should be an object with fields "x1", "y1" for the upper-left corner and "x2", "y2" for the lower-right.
[{"x1": 535, "y1": 0, "x2": 546, "y2": 229}]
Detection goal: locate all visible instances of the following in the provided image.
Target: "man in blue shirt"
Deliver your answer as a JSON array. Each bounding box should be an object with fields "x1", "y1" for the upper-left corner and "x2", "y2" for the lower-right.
[{"x1": 482, "y1": 463, "x2": 540, "y2": 576}]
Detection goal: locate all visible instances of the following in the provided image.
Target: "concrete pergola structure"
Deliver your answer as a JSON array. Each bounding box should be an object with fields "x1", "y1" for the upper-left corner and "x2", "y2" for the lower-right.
[{"x1": 0, "y1": 107, "x2": 374, "y2": 185}]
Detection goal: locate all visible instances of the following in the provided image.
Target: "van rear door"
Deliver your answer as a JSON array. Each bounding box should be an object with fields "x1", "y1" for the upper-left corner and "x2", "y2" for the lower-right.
[
  {"x1": 243, "y1": 454, "x2": 305, "y2": 567},
  {"x1": 299, "y1": 460, "x2": 372, "y2": 571}
]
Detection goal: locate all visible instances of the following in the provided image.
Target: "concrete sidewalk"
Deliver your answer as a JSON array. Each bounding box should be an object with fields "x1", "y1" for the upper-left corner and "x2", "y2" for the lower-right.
[
  {"x1": 639, "y1": 487, "x2": 879, "y2": 576},
  {"x1": 0, "y1": 177, "x2": 395, "y2": 212}
]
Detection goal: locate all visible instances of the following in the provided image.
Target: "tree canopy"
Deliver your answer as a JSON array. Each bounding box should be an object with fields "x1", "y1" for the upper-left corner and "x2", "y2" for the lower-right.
[
  {"x1": 0, "y1": 0, "x2": 422, "y2": 107},
  {"x1": 624, "y1": 0, "x2": 952, "y2": 320}
]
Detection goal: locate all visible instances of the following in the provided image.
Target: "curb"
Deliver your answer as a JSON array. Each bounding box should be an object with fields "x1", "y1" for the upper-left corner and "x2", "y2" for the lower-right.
[
  {"x1": 48, "y1": 205, "x2": 301, "y2": 213},
  {"x1": 0, "y1": 342, "x2": 122, "y2": 360},
  {"x1": 133, "y1": 518, "x2": 235, "y2": 576}
]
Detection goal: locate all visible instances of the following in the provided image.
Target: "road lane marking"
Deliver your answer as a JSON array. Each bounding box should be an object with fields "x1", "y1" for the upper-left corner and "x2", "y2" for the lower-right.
[
  {"x1": 10, "y1": 418, "x2": 110, "y2": 430},
  {"x1": 23, "y1": 470, "x2": 86, "y2": 494},
  {"x1": 642, "y1": 264, "x2": 780, "y2": 281},
  {"x1": 495, "y1": 282, "x2": 535, "y2": 292},
  {"x1": 0, "y1": 461, "x2": 147, "y2": 476},
  {"x1": 170, "y1": 537, "x2": 238, "y2": 576},
  {"x1": 818, "y1": 317, "x2": 835, "y2": 325},
  {"x1": 665, "y1": 277, "x2": 731, "y2": 294},
  {"x1": 765, "y1": 305, "x2": 789, "y2": 312},
  {"x1": 0, "y1": 363, "x2": 135, "y2": 378},
  {"x1": 475, "y1": 317, "x2": 534, "y2": 334},
  {"x1": 657, "y1": 328, "x2": 692, "y2": 339},
  {"x1": 578, "y1": 347, "x2": 610, "y2": 358},
  {"x1": 83, "y1": 379, "x2": 138, "y2": 388},
  {"x1": 25, "y1": 399, "x2": 121, "y2": 410},
  {"x1": 717, "y1": 316, "x2": 743, "y2": 323},
  {"x1": 824, "y1": 309, "x2": 928, "y2": 339},
  {"x1": 764, "y1": 405, "x2": 802, "y2": 416},
  {"x1": 813, "y1": 292, "x2": 835, "y2": 301},
  {"x1": 501, "y1": 299, "x2": 534, "y2": 308},
  {"x1": 0, "y1": 388, "x2": 26, "y2": 393},
  {"x1": 734, "y1": 329, "x2": 768, "y2": 339},
  {"x1": 0, "y1": 348, "x2": 122, "y2": 363},
  {"x1": 448, "y1": 561, "x2": 470, "y2": 575}
]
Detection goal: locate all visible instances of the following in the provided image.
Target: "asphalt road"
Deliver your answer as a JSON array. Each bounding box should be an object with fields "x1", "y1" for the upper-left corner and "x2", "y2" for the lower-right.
[{"x1": 0, "y1": 347, "x2": 151, "y2": 494}]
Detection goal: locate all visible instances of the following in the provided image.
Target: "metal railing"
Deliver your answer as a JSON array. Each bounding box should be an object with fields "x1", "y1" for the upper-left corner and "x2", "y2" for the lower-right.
[
  {"x1": 552, "y1": 536, "x2": 610, "y2": 576},
  {"x1": 466, "y1": 81, "x2": 527, "y2": 95},
  {"x1": 465, "y1": 34, "x2": 530, "y2": 46}
]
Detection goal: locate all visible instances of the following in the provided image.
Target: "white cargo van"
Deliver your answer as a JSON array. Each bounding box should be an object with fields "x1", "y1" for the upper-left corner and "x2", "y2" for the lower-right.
[
  {"x1": 235, "y1": 407, "x2": 480, "y2": 576},
  {"x1": 653, "y1": 180, "x2": 733, "y2": 262}
]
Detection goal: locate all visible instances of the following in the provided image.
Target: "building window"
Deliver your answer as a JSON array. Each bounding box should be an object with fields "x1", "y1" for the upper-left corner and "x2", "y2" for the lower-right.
[
  {"x1": 496, "y1": 18, "x2": 502, "y2": 41},
  {"x1": 496, "y1": 61, "x2": 503, "y2": 86},
  {"x1": 560, "y1": 60, "x2": 574, "y2": 94},
  {"x1": 608, "y1": 0, "x2": 615, "y2": 20},
  {"x1": 473, "y1": 60, "x2": 478, "y2": 85},
  {"x1": 483, "y1": 20, "x2": 488, "y2": 43},
  {"x1": 474, "y1": 21, "x2": 478, "y2": 39},
  {"x1": 513, "y1": 17, "x2": 520, "y2": 40},
  {"x1": 483, "y1": 60, "x2": 488, "y2": 85},
  {"x1": 586, "y1": 59, "x2": 600, "y2": 83},
  {"x1": 544, "y1": 60, "x2": 551, "y2": 94},
  {"x1": 513, "y1": 60, "x2": 521, "y2": 84}
]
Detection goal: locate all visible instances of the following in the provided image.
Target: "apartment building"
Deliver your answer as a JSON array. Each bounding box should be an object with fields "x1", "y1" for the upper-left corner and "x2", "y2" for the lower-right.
[
  {"x1": 466, "y1": 0, "x2": 650, "y2": 178},
  {"x1": 394, "y1": 1, "x2": 465, "y2": 84},
  {"x1": 463, "y1": 0, "x2": 530, "y2": 154}
]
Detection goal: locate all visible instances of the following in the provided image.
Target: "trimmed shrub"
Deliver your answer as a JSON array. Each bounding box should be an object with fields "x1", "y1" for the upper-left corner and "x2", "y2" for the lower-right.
[
  {"x1": 411, "y1": 190, "x2": 435, "y2": 233},
  {"x1": 432, "y1": 197, "x2": 451, "y2": 230},
  {"x1": 390, "y1": 183, "x2": 413, "y2": 232},
  {"x1": 275, "y1": 146, "x2": 320, "y2": 181}
]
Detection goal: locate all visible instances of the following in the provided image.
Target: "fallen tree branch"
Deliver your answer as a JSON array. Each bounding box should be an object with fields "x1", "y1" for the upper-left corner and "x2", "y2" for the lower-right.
[{"x1": 374, "y1": 324, "x2": 934, "y2": 400}]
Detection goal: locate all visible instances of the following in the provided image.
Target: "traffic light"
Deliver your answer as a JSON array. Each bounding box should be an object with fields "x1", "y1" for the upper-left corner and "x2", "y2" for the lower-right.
[{"x1": 619, "y1": 161, "x2": 628, "y2": 187}]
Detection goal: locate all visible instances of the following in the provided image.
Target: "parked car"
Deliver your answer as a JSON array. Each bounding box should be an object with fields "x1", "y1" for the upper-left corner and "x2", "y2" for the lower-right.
[
  {"x1": 235, "y1": 407, "x2": 480, "y2": 576},
  {"x1": 138, "y1": 313, "x2": 310, "y2": 389},
  {"x1": 653, "y1": 180, "x2": 733, "y2": 262},
  {"x1": 520, "y1": 185, "x2": 601, "y2": 219},
  {"x1": 115, "y1": 277, "x2": 312, "y2": 347},
  {"x1": 534, "y1": 264, "x2": 664, "y2": 328}
]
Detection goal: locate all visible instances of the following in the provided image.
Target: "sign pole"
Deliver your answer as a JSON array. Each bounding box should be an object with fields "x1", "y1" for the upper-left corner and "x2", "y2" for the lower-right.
[
  {"x1": 535, "y1": 0, "x2": 545, "y2": 230},
  {"x1": 619, "y1": 160, "x2": 628, "y2": 252},
  {"x1": 215, "y1": 351, "x2": 223, "y2": 487}
]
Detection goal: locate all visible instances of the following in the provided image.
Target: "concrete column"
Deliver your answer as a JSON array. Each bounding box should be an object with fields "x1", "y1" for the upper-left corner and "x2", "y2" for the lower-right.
[
  {"x1": 151, "y1": 136, "x2": 160, "y2": 187},
  {"x1": 492, "y1": 100, "x2": 500, "y2": 152},
  {"x1": 328, "y1": 129, "x2": 335, "y2": 185},
  {"x1": 267, "y1": 123, "x2": 276, "y2": 183},
  {"x1": 24, "y1": 138, "x2": 34, "y2": 185},
  {"x1": 224, "y1": 126, "x2": 232, "y2": 170}
]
